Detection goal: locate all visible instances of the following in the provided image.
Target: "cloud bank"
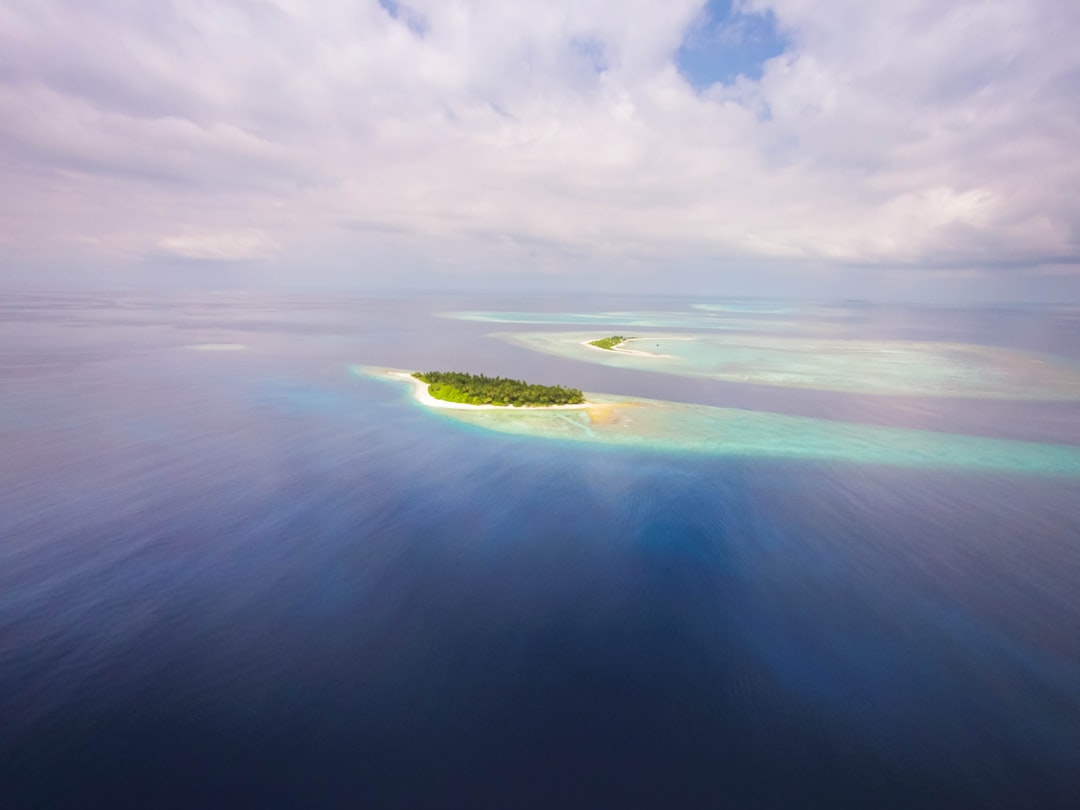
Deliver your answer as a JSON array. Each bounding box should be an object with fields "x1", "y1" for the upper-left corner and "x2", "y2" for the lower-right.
[{"x1": 1, "y1": 0, "x2": 1077, "y2": 292}]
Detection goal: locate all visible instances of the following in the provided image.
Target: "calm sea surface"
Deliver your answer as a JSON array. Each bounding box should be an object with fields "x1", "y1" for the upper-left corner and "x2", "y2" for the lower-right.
[{"x1": 2, "y1": 292, "x2": 1079, "y2": 808}]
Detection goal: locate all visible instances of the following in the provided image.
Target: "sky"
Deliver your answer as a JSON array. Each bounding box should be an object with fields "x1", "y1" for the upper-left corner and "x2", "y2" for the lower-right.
[{"x1": 1, "y1": 0, "x2": 1079, "y2": 299}]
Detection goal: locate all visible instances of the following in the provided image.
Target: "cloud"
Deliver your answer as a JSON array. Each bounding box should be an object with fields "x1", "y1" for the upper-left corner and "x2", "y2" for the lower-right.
[
  {"x1": 0, "y1": 0, "x2": 1077, "y2": 292},
  {"x1": 155, "y1": 230, "x2": 279, "y2": 262}
]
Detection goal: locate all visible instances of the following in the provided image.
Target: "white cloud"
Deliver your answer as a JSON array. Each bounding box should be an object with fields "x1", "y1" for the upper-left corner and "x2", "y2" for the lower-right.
[
  {"x1": 0, "y1": 0, "x2": 1076, "y2": 289},
  {"x1": 156, "y1": 230, "x2": 279, "y2": 262}
]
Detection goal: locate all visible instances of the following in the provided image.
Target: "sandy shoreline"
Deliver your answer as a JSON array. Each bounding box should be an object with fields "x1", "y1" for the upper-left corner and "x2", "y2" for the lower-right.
[
  {"x1": 580, "y1": 338, "x2": 674, "y2": 358},
  {"x1": 384, "y1": 370, "x2": 596, "y2": 411}
]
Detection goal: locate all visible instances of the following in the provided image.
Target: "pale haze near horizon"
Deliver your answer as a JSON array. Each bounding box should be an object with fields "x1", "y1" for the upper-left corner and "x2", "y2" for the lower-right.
[{"x1": 1, "y1": 0, "x2": 1078, "y2": 301}]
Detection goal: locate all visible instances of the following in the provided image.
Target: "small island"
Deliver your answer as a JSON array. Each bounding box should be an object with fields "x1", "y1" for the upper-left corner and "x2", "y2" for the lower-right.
[
  {"x1": 411, "y1": 371, "x2": 585, "y2": 407},
  {"x1": 588, "y1": 335, "x2": 631, "y2": 350}
]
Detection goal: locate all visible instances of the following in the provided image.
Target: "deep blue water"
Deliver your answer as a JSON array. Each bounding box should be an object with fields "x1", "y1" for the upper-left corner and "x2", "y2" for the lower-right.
[{"x1": 2, "y1": 292, "x2": 1079, "y2": 808}]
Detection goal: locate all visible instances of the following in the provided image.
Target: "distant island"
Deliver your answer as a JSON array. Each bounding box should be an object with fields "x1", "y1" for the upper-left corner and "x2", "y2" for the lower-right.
[
  {"x1": 411, "y1": 371, "x2": 585, "y2": 407},
  {"x1": 588, "y1": 335, "x2": 631, "y2": 350}
]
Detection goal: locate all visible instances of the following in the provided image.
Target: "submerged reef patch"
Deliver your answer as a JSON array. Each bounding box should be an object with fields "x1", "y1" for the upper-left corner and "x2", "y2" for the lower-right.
[{"x1": 497, "y1": 331, "x2": 1080, "y2": 401}]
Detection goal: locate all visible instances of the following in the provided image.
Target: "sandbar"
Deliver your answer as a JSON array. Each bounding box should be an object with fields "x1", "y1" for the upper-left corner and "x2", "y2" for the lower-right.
[
  {"x1": 581, "y1": 338, "x2": 674, "y2": 358},
  {"x1": 504, "y1": 331, "x2": 1080, "y2": 401}
]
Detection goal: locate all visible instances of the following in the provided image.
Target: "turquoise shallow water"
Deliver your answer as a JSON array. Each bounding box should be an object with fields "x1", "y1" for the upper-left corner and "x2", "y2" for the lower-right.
[
  {"x1": 364, "y1": 369, "x2": 1080, "y2": 477},
  {"x1": 497, "y1": 330, "x2": 1080, "y2": 400}
]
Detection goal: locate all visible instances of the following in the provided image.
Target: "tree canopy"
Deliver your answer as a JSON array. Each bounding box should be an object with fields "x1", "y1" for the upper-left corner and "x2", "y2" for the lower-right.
[
  {"x1": 588, "y1": 335, "x2": 630, "y2": 350},
  {"x1": 412, "y1": 371, "x2": 584, "y2": 407}
]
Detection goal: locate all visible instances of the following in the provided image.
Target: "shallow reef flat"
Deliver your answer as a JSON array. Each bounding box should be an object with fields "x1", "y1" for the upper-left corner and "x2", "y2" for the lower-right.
[
  {"x1": 690, "y1": 301, "x2": 804, "y2": 315},
  {"x1": 364, "y1": 367, "x2": 1080, "y2": 476},
  {"x1": 442, "y1": 309, "x2": 807, "y2": 332},
  {"x1": 499, "y1": 331, "x2": 1080, "y2": 401}
]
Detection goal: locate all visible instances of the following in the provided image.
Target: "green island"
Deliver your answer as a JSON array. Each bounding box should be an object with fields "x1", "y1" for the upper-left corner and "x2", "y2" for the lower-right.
[
  {"x1": 411, "y1": 371, "x2": 585, "y2": 407},
  {"x1": 588, "y1": 335, "x2": 630, "y2": 350}
]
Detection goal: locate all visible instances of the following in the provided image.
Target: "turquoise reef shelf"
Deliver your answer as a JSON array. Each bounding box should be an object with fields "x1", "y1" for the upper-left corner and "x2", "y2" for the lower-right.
[{"x1": 360, "y1": 367, "x2": 1080, "y2": 477}]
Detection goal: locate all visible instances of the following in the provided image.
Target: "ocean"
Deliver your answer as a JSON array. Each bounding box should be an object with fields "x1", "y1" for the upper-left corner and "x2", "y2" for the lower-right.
[{"x1": 2, "y1": 292, "x2": 1079, "y2": 808}]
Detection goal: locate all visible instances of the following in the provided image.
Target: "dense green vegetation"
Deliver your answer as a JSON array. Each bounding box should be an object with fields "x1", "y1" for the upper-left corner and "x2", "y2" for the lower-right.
[
  {"x1": 588, "y1": 335, "x2": 630, "y2": 350},
  {"x1": 412, "y1": 371, "x2": 585, "y2": 407}
]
